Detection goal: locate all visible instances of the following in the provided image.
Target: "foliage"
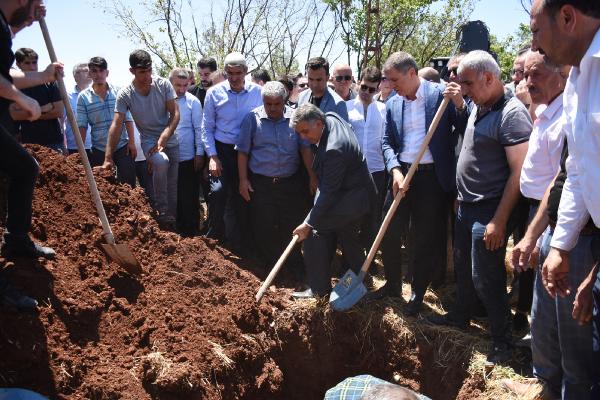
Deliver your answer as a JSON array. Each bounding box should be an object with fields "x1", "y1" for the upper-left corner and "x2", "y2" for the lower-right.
[{"x1": 490, "y1": 23, "x2": 531, "y2": 82}]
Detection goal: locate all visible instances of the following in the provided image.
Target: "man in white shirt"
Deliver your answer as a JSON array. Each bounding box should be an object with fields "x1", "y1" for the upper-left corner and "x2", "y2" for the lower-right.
[
  {"x1": 169, "y1": 68, "x2": 204, "y2": 237},
  {"x1": 530, "y1": 0, "x2": 600, "y2": 395},
  {"x1": 373, "y1": 51, "x2": 468, "y2": 317},
  {"x1": 345, "y1": 66, "x2": 386, "y2": 249}
]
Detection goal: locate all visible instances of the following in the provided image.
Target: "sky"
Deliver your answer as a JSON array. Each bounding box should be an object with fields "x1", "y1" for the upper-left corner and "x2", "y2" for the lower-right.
[{"x1": 12, "y1": 0, "x2": 531, "y2": 88}]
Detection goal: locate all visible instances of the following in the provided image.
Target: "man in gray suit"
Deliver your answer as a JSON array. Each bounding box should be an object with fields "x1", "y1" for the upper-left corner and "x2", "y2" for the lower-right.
[
  {"x1": 291, "y1": 104, "x2": 376, "y2": 298},
  {"x1": 297, "y1": 57, "x2": 349, "y2": 122}
]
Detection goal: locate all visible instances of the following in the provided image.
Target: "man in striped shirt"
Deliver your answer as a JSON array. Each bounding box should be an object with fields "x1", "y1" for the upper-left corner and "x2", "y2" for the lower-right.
[{"x1": 77, "y1": 56, "x2": 136, "y2": 186}]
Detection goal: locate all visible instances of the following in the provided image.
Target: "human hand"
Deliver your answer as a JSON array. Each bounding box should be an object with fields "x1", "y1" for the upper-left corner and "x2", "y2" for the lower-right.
[
  {"x1": 15, "y1": 94, "x2": 41, "y2": 121},
  {"x1": 515, "y1": 80, "x2": 531, "y2": 107},
  {"x1": 239, "y1": 178, "x2": 253, "y2": 202},
  {"x1": 126, "y1": 141, "x2": 137, "y2": 160},
  {"x1": 43, "y1": 62, "x2": 64, "y2": 83},
  {"x1": 443, "y1": 82, "x2": 465, "y2": 109},
  {"x1": 483, "y1": 219, "x2": 506, "y2": 251},
  {"x1": 209, "y1": 156, "x2": 222, "y2": 177},
  {"x1": 572, "y1": 270, "x2": 595, "y2": 325},
  {"x1": 542, "y1": 247, "x2": 571, "y2": 298},
  {"x1": 391, "y1": 168, "x2": 407, "y2": 198},
  {"x1": 511, "y1": 235, "x2": 539, "y2": 272},
  {"x1": 293, "y1": 222, "x2": 313, "y2": 242}
]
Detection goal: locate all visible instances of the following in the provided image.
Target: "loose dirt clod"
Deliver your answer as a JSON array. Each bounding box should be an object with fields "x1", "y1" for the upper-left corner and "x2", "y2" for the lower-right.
[{"x1": 0, "y1": 146, "x2": 526, "y2": 399}]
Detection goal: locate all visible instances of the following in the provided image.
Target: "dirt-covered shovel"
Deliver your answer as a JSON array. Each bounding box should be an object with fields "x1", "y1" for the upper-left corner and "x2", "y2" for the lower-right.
[
  {"x1": 330, "y1": 97, "x2": 450, "y2": 311},
  {"x1": 38, "y1": 18, "x2": 142, "y2": 275},
  {"x1": 256, "y1": 235, "x2": 299, "y2": 302}
]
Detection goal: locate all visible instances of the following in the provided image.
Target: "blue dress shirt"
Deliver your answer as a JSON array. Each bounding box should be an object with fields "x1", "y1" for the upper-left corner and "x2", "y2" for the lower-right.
[{"x1": 176, "y1": 92, "x2": 204, "y2": 161}]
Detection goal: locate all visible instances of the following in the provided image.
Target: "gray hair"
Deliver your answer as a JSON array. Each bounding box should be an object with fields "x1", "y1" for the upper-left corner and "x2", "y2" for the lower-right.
[
  {"x1": 383, "y1": 51, "x2": 418, "y2": 74},
  {"x1": 169, "y1": 67, "x2": 189, "y2": 81},
  {"x1": 457, "y1": 50, "x2": 501, "y2": 79},
  {"x1": 72, "y1": 62, "x2": 88, "y2": 76},
  {"x1": 290, "y1": 103, "x2": 326, "y2": 128},
  {"x1": 525, "y1": 49, "x2": 561, "y2": 72},
  {"x1": 262, "y1": 81, "x2": 288, "y2": 100}
]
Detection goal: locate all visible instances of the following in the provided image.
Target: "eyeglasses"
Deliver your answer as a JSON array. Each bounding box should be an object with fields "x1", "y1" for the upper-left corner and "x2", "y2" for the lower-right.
[
  {"x1": 298, "y1": 83, "x2": 308, "y2": 88},
  {"x1": 512, "y1": 69, "x2": 524, "y2": 75},
  {"x1": 334, "y1": 75, "x2": 352, "y2": 82},
  {"x1": 360, "y1": 84, "x2": 378, "y2": 94}
]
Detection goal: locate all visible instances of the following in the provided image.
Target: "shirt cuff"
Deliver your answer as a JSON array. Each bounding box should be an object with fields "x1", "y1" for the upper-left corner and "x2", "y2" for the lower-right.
[{"x1": 549, "y1": 224, "x2": 578, "y2": 252}]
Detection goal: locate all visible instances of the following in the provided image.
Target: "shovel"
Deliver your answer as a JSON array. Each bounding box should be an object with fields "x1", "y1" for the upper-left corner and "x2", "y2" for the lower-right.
[
  {"x1": 256, "y1": 234, "x2": 299, "y2": 302},
  {"x1": 330, "y1": 97, "x2": 450, "y2": 311},
  {"x1": 39, "y1": 18, "x2": 142, "y2": 275}
]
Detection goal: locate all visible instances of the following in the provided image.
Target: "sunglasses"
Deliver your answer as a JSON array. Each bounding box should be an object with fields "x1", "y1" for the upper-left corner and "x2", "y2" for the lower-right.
[
  {"x1": 360, "y1": 84, "x2": 378, "y2": 94},
  {"x1": 334, "y1": 75, "x2": 352, "y2": 82},
  {"x1": 298, "y1": 83, "x2": 308, "y2": 88},
  {"x1": 512, "y1": 69, "x2": 524, "y2": 75}
]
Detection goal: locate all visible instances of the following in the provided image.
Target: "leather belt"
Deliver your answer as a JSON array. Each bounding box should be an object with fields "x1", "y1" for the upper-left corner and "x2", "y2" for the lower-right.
[
  {"x1": 252, "y1": 173, "x2": 294, "y2": 184},
  {"x1": 399, "y1": 161, "x2": 435, "y2": 172}
]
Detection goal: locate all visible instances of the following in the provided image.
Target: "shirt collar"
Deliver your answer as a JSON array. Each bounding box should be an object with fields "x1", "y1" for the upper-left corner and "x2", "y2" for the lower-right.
[
  {"x1": 223, "y1": 80, "x2": 249, "y2": 94},
  {"x1": 586, "y1": 27, "x2": 600, "y2": 59},
  {"x1": 535, "y1": 94, "x2": 563, "y2": 121}
]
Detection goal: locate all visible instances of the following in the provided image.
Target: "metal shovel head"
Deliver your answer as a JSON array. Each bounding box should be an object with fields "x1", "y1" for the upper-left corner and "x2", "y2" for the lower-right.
[
  {"x1": 101, "y1": 243, "x2": 142, "y2": 275},
  {"x1": 329, "y1": 269, "x2": 367, "y2": 311}
]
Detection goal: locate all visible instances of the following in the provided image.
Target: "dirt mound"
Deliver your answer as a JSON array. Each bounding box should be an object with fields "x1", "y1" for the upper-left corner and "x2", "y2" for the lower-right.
[{"x1": 0, "y1": 146, "x2": 489, "y2": 399}]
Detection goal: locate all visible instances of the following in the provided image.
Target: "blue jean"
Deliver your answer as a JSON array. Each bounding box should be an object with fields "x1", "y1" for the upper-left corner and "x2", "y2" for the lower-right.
[
  {"x1": 453, "y1": 199, "x2": 519, "y2": 346},
  {"x1": 142, "y1": 143, "x2": 179, "y2": 218},
  {"x1": 533, "y1": 228, "x2": 596, "y2": 399}
]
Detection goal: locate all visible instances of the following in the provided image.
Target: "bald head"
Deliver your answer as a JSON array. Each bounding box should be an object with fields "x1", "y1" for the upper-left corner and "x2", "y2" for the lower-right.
[{"x1": 331, "y1": 64, "x2": 354, "y2": 100}]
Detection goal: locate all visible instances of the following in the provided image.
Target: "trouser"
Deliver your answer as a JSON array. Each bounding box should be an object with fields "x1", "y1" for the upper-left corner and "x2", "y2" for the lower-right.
[
  {"x1": 515, "y1": 201, "x2": 538, "y2": 314},
  {"x1": 533, "y1": 228, "x2": 596, "y2": 400},
  {"x1": 360, "y1": 170, "x2": 387, "y2": 251},
  {"x1": 135, "y1": 160, "x2": 154, "y2": 204},
  {"x1": 0, "y1": 122, "x2": 38, "y2": 239},
  {"x1": 90, "y1": 145, "x2": 137, "y2": 187},
  {"x1": 206, "y1": 141, "x2": 250, "y2": 252},
  {"x1": 453, "y1": 199, "x2": 520, "y2": 346},
  {"x1": 176, "y1": 159, "x2": 201, "y2": 236},
  {"x1": 303, "y1": 215, "x2": 367, "y2": 296},
  {"x1": 380, "y1": 167, "x2": 447, "y2": 299},
  {"x1": 591, "y1": 234, "x2": 600, "y2": 399},
  {"x1": 68, "y1": 148, "x2": 92, "y2": 159},
  {"x1": 249, "y1": 171, "x2": 307, "y2": 279},
  {"x1": 142, "y1": 143, "x2": 179, "y2": 218}
]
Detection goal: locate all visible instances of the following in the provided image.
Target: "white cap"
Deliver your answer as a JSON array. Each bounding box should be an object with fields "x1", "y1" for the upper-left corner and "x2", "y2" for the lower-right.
[{"x1": 224, "y1": 52, "x2": 247, "y2": 68}]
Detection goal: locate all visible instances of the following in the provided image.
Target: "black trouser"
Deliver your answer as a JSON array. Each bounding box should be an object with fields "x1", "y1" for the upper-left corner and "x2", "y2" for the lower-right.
[
  {"x1": 0, "y1": 122, "x2": 38, "y2": 239},
  {"x1": 89, "y1": 145, "x2": 137, "y2": 187},
  {"x1": 361, "y1": 170, "x2": 387, "y2": 250},
  {"x1": 249, "y1": 171, "x2": 307, "y2": 279},
  {"x1": 381, "y1": 166, "x2": 447, "y2": 299},
  {"x1": 177, "y1": 159, "x2": 202, "y2": 236}
]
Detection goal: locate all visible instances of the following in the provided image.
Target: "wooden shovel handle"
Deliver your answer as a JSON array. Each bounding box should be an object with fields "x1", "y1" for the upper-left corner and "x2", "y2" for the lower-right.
[
  {"x1": 38, "y1": 18, "x2": 116, "y2": 245},
  {"x1": 256, "y1": 234, "x2": 299, "y2": 302},
  {"x1": 357, "y1": 97, "x2": 451, "y2": 278}
]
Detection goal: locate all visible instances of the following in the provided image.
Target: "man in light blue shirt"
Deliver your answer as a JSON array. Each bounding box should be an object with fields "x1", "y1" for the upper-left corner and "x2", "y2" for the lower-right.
[
  {"x1": 169, "y1": 68, "x2": 204, "y2": 236},
  {"x1": 65, "y1": 62, "x2": 91, "y2": 156},
  {"x1": 77, "y1": 57, "x2": 136, "y2": 186},
  {"x1": 237, "y1": 81, "x2": 315, "y2": 276},
  {"x1": 201, "y1": 52, "x2": 262, "y2": 252}
]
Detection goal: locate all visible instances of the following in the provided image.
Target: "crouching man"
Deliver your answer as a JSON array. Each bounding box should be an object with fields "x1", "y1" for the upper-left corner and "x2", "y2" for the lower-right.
[{"x1": 291, "y1": 104, "x2": 376, "y2": 298}]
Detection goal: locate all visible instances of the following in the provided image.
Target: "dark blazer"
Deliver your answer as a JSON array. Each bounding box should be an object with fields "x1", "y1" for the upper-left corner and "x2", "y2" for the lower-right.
[
  {"x1": 306, "y1": 112, "x2": 376, "y2": 231},
  {"x1": 297, "y1": 87, "x2": 349, "y2": 122},
  {"x1": 382, "y1": 79, "x2": 469, "y2": 192}
]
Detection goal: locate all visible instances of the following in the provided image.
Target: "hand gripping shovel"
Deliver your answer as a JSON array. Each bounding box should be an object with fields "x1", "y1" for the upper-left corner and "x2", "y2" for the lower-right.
[
  {"x1": 330, "y1": 97, "x2": 450, "y2": 311},
  {"x1": 39, "y1": 18, "x2": 142, "y2": 275},
  {"x1": 256, "y1": 235, "x2": 299, "y2": 302}
]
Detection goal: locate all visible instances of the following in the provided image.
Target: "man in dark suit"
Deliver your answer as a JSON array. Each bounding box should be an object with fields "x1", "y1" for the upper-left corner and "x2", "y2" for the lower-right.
[
  {"x1": 371, "y1": 51, "x2": 469, "y2": 316},
  {"x1": 297, "y1": 57, "x2": 349, "y2": 122},
  {"x1": 291, "y1": 104, "x2": 376, "y2": 298}
]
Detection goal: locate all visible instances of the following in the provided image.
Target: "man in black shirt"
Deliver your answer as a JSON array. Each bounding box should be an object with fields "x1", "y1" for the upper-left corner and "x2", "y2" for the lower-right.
[
  {"x1": 187, "y1": 56, "x2": 217, "y2": 107},
  {"x1": 11, "y1": 47, "x2": 64, "y2": 151},
  {"x1": 0, "y1": 0, "x2": 62, "y2": 312}
]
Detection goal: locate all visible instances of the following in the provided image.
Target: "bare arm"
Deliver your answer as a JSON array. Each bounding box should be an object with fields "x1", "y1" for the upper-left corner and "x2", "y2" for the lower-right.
[
  {"x1": 9, "y1": 62, "x2": 63, "y2": 90},
  {"x1": 0, "y1": 74, "x2": 40, "y2": 120},
  {"x1": 484, "y1": 141, "x2": 529, "y2": 251},
  {"x1": 238, "y1": 152, "x2": 253, "y2": 202},
  {"x1": 102, "y1": 112, "x2": 127, "y2": 167}
]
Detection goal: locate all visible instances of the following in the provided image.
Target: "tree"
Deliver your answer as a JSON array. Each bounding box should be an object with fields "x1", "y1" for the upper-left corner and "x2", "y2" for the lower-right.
[
  {"x1": 102, "y1": 0, "x2": 339, "y2": 76},
  {"x1": 490, "y1": 23, "x2": 531, "y2": 81},
  {"x1": 324, "y1": 0, "x2": 477, "y2": 76}
]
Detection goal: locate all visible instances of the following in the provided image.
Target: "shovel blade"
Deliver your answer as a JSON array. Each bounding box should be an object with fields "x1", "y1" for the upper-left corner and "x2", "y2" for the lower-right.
[
  {"x1": 329, "y1": 269, "x2": 367, "y2": 311},
  {"x1": 101, "y1": 243, "x2": 142, "y2": 275}
]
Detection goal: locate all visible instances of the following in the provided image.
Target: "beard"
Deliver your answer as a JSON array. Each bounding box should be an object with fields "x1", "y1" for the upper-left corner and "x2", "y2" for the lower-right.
[{"x1": 9, "y1": 0, "x2": 35, "y2": 28}]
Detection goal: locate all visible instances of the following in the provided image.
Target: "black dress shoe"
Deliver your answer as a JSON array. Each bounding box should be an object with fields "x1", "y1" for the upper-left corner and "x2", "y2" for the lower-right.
[
  {"x1": 366, "y1": 283, "x2": 402, "y2": 301},
  {"x1": 0, "y1": 277, "x2": 38, "y2": 312},
  {"x1": 427, "y1": 312, "x2": 468, "y2": 330},
  {"x1": 1, "y1": 238, "x2": 55, "y2": 260},
  {"x1": 292, "y1": 288, "x2": 320, "y2": 299},
  {"x1": 405, "y1": 298, "x2": 423, "y2": 316},
  {"x1": 486, "y1": 343, "x2": 513, "y2": 366}
]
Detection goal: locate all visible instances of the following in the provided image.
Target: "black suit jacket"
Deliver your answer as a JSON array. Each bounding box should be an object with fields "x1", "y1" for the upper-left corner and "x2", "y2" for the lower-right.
[{"x1": 306, "y1": 112, "x2": 376, "y2": 231}]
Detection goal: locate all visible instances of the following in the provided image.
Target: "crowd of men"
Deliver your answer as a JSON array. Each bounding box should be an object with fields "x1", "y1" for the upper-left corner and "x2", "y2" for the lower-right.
[{"x1": 1, "y1": 0, "x2": 600, "y2": 399}]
